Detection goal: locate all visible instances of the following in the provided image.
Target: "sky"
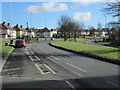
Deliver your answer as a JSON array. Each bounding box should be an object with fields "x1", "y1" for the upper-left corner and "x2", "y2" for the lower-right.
[{"x1": 1, "y1": 0, "x2": 118, "y2": 29}]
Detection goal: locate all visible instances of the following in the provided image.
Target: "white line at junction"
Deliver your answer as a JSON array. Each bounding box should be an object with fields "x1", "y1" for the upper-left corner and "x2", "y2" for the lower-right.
[{"x1": 44, "y1": 64, "x2": 56, "y2": 74}]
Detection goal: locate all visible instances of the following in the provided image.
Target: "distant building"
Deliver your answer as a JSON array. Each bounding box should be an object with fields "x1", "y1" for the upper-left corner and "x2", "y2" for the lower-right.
[
  {"x1": 36, "y1": 27, "x2": 50, "y2": 38},
  {"x1": 0, "y1": 22, "x2": 16, "y2": 39},
  {"x1": 25, "y1": 27, "x2": 36, "y2": 37},
  {"x1": 13, "y1": 24, "x2": 27, "y2": 38}
]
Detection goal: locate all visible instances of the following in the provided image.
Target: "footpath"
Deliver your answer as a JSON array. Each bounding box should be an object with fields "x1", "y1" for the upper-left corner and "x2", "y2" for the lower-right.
[{"x1": 0, "y1": 48, "x2": 14, "y2": 72}]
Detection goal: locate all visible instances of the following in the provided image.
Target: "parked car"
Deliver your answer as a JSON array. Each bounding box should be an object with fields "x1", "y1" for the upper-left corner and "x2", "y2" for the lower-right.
[{"x1": 15, "y1": 39, "x2": 26, "y2": 47}]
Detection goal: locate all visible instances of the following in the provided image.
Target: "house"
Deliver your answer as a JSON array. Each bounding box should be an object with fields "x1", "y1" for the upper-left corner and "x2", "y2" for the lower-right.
[
  {"x1": 36, "y1": 27, "x2": 51, "y2": 38},
  {"x1": 50, "y1": 29, "x2": 58, "y2": 38},
  {"x1": 25, "y1": 27, "x2": 36, "y2": 37},
  {"x1": 13, "y1": 24, "x2": 27, "y2": 38},
  {"x1": 0, "y1": 22, "x2": 16, "y2": 39}
]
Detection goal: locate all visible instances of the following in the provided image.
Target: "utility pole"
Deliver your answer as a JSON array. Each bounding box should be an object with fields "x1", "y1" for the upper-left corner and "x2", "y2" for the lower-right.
[
  {"x1": 45, "y1": 18, "x2": 47, "y2": 27},
  {"x1": 10, "y1": 0, "x2": 13, "y2": 43},
  {"x1": 30, "y1": 12, "x2": 32, "y2": 28}
]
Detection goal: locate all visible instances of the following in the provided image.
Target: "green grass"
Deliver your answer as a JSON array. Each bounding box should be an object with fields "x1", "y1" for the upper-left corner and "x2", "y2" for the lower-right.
[
  {"x1": 38, "y1": 38, "x2": 51, "y2": 41},
  {"x1": 0, "y1": 40, "x2": 14, "y2": 59},
  {"x1": 51, "y1": 38, "x2": 119, "y2": 60}
]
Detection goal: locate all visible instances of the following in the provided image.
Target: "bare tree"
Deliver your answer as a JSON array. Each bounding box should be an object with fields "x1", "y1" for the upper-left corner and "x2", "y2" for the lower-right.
[
  {"x1": 58, "y1": 15, "x2": 71, "y2": 41},
  {"x1": 102, "y1": 1, "x2": 120, "y2": 45},
  {"x1": 73, "y1": 22, "x2": 81, "y2": 42},
  {"x1": 58, "y1": 15, "x2": 81, "y2": 41},
  {"x1": 88, "y1": 26, "x2": 95, "y2": 37},
  {"x1": 102, "y1": 1, "x2": 120, "y2": 18}
]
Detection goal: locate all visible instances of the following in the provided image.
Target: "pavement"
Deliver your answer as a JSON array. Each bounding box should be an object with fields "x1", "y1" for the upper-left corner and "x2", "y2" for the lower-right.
[
  {"x1": 0, "y1": 48, "x2": 14, "y2": 73},
  {"x1": 1, "y1": 40, "x2": 119, "y2": 89}
]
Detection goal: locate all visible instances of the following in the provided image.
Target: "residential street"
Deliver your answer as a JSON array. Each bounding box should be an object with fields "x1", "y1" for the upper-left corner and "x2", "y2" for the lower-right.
[{"x1": 1, "y1": 40, "x2": 119, "y2": 89}]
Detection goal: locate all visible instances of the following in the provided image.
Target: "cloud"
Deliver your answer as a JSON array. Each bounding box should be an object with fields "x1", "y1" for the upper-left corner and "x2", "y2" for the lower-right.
[
  {"x1": 73, "y1": 12, "x2": 91, "y2": 21},
  {"x1": 70, "y1": 0, "x2": 118, "y2": 8},
  {"x1": 71, "y1": 0, "x2": 118, "y2": 2},
  {"x1": 25, "y1": 2, "x2": 68, "y2": 13}
]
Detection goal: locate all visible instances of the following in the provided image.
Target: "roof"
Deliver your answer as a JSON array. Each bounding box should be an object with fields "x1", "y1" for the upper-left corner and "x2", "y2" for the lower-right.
[
  {"x1": 0, "y1": 23, "x2": 15, "y2": 31},
  {"x1": 13, "y1": 25, "x2": 26, "y2": 31},
  {"x1": 30, "y1": 28, "x2": 39, "y2": 33},
  {"x1": 51, "y1": 29, "x2": 58, "y2": 31},
  {"x1": 36, "y1": 27, "x2": 50, "y2": 33}
]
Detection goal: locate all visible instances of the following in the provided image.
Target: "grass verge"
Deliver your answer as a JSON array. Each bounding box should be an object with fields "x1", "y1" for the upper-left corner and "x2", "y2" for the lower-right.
[
  {"x1": 50, "y1": 38, "x2": 119, "y2": 64},
  {"x1": 0, "y1": 40, "x2": 14, "y2": 59}
]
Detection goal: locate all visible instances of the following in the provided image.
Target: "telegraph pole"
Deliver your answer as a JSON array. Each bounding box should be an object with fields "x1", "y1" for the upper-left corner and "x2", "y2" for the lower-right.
[
  {"x1": 30, "y1": 12, "x2": 32, "y2": 28},
  {"x1": 45, "y1": 18, "x2": 47, "y2": 27},
  {"x1": 10, "y1": 0, "x2": 13, "y2": 43}
]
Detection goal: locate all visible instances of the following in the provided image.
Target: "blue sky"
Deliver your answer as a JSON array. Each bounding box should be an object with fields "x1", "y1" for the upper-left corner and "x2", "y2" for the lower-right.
[{"x1": 2, "y1": 1, "x2": 117, "y2": 29}]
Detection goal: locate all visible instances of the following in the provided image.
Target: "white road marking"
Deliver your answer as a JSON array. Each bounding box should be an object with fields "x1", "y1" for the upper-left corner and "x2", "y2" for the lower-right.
[
  {"x1": 66, "y1": 63, "x2": 87, "y2": 72},
  {"x1": 35, "y1": 64, "x2": 45, "y2": 75},
  {"x1": 47, "y1": 57, "x2": 58, "y2": 63},
  {"x1": 50, "y1": 56, "x2": 60, "y2": 60},
  {"x1": 44, "y1": 64, "x2": 56, "y2": 74},
  {"x1": 43, "y1": 51, "x2": 47, "y2": 53},
  {"x1": 71, "y1": 71, "x2": 82, "y2": 77},
  {"x1": 29, "y1": 56, "x2": 34, "y2": 61},
  {"x1": 26, "y1": 51, "x2": 29, "y2": 55},
  {"x1": 34, "y1": 55, "x2": 41, "y2": 61},
  {"x1": 107, "y1": 81, "x2": 118, "y2": 87},
  {"x1": 65, "y1": 80, "x2": 76, "y2": 89},
  {"x1": 30, "y1": 51, "x2": 34, "y2": 55},
  {"x1": 47, "y1": 57, "x2": 82, "y2": 77},
  {"x1": 3, "y1": 68, "x2": 20, "y2": 71},
  {"x1": 1, "y1": 76, "x2": 44, "y2": 80}
]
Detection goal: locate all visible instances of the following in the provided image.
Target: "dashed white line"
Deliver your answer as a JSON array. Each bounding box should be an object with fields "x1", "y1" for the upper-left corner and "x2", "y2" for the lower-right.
[
  {"x1": 3, "y1": 68, "x2": 21, "y2": 71},
  {"x1": 29, "y1": 56, "x2": 34, "y2": 61},
  {"x1": 26, "y1": 52, "x2": 29, "y2": 55},
  {"x1": 107, "y1": 81, "x2": 118, "y2": 87},
  {"x1": 47, "y1": 57, "x2": 58, "y2": 63},
  {"x1": 66, "y1": 63, "x2": 87, "y2": 72},
  {"x1": 47, "y1": 57, "x2": 82, "y2": 77},
  {"x1": 65, "y1": 80, "x2": 76, "y2": 89},
  {"x1": 29, "y1": 49, "x2": 34, "y2": 55},
  {"x1": 44, "y1": 64, "x2": 56, "y2": 74},
  {"x1": 35, "y1": 55, "x2": 41, "y2": 61},
  {"x1": 43, "y1": 51, "x2": 48, "y2": 54},
  {"x1": 35, "y1": 64, "x2": 45, "y2": 75},
  {"x1": 50, "y1": 56, "x2": 60, "y2": 60}
]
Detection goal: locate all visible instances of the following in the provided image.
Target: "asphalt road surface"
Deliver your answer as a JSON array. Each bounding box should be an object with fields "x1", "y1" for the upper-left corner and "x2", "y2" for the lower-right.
[
  {"x1": 1, "y1": 40, "x2": 119, "y2": 89},
  {"x1": 85, "y1": 38, "x2": 110, "y2": 47}
]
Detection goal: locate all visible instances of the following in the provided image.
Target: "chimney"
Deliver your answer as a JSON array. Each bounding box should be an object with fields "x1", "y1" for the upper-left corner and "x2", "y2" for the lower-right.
[
  {"x1": 20, "y1": 25, "x2": 22, "y2": 28},
  {"x1": 16, "y1": 24, "x2": 18, "y2": 27},
  {"x1": 2, "y1": 21, "x2": 5, "y2": 24},
  {"x1": 7, "y1": 23, "x2": 10, "y2": 26}
]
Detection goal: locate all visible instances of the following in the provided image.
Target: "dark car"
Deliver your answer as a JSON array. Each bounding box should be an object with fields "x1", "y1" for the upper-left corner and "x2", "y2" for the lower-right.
[{"x1": 15, "y1": 39, "x2": 26, "y2": 47}]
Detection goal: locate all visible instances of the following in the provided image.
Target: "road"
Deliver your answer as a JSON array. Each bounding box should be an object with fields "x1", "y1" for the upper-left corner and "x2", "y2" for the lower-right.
[
  {"x1": 1, "y1": 40, "x2": 119, "y2": 89},
  {"x1": 85, "y1": 38, "x2": 109, "y2": 47}
]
